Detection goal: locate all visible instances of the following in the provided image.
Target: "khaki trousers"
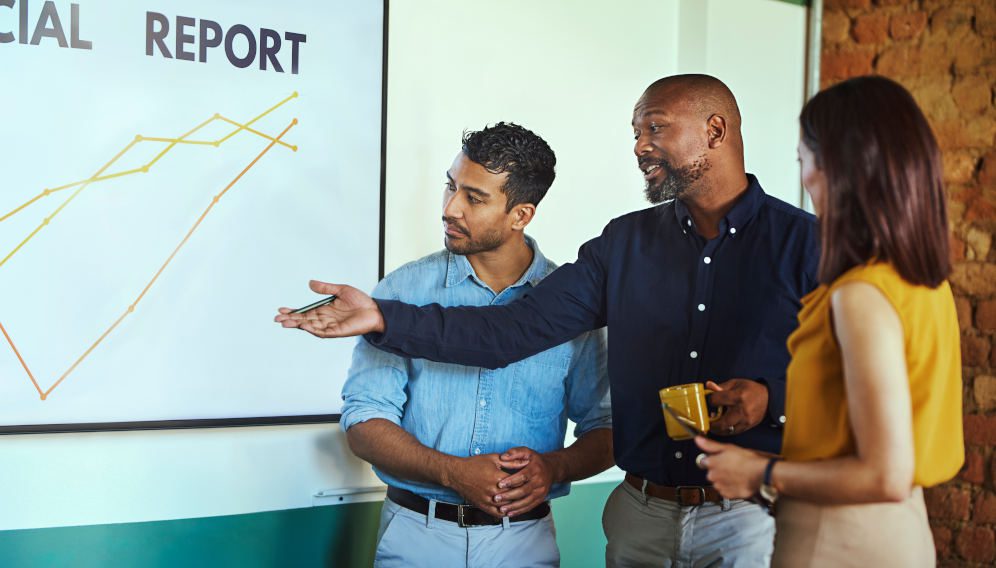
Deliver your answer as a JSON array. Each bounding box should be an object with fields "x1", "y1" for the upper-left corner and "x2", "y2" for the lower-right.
[{"x1": 773, "y1": 487, "x2": 935, "y2": 568}]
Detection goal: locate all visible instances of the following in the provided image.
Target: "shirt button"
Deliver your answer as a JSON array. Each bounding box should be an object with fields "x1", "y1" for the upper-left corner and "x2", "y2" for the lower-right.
[
  {"x1": 779, "y1": 415, "x2": 787, "y2": 424},
  {"x1": 686, "y1": 219, "x2": 692, "y2": 227},
  {"x1": 473, "y1": 448, "x2": 481, "y2": 455},
  {"x1": 703, "y1": 256, "x2": 712, "y2": 264},
  {"x1": 690, "y1": 351, "x2": 698, "y2": 359},
  {"x1": 675, "y1": 451, "x2": 683, "y2": 459},
  {"x1": 729, "y1": 227, "x2": 737, "y2": 235},
  {"x1": 697, "y1": 304, "x2": 705, "y2": 312},
  {"x1": 479, "y1": 399, "x2": 487, "y2": 407}
]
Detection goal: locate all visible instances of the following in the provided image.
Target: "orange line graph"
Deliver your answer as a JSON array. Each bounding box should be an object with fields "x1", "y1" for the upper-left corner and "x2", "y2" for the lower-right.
[{"x1": 0, "y1": 97, "x2": 299, "y2": 400}]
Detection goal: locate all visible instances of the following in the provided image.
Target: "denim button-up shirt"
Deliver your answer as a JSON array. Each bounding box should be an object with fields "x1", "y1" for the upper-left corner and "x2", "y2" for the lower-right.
[
  {"x1": 341, "y1": 237, "x2": 611, "y2": 503},
  {"x1": 368, "y1": 175, "x2": 819, "y2": 486}
]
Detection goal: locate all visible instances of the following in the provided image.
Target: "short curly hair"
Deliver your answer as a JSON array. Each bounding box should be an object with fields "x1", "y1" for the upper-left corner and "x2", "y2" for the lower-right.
[{"x1": 461, "y1": 122, "x2": 557, "y2": 211}]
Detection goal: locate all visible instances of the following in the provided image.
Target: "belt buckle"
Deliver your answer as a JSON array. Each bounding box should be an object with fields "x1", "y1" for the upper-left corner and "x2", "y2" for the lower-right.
[
  {"x1": 457, "y1": 504, "x2": 473, "y2": 528},
  {"x1": 675, "y1": 485, "x2": 706, "y2": 507}
]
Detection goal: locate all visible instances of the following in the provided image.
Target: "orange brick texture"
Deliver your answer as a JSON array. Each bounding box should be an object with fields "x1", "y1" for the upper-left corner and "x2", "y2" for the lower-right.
[{"x1": 822, "y1": 0, "x2": 995, "y2": 565}]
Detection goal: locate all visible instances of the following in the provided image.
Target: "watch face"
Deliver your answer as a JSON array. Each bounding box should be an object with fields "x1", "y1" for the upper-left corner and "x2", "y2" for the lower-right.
[{"x1": 760, "y1": 484, "x2": 779, "y2": 503}]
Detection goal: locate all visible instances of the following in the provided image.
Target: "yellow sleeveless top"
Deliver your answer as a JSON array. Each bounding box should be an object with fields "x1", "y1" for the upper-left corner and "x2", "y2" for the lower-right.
[{"x1": 782, "y1": 263, "x2": 963, "y2": 487}]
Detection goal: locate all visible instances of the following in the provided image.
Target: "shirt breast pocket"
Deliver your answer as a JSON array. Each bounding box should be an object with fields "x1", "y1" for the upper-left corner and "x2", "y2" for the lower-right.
[{"x1": 507, "y1": 346, "x2": 571, "y2": 423}]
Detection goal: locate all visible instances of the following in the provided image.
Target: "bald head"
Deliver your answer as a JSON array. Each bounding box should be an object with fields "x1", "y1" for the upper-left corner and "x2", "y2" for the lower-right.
[
  {"x1": 632, "y1": 74, "x2": 748, "y2": 205},
  {"x1": 640, "y1": 74, "x2": 742, "y2": 141}
]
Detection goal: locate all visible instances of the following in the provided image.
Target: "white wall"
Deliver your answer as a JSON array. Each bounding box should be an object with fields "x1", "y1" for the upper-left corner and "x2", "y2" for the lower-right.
[
  {"x1": 385, "y1": 0, "x2": 679, "y2": 269},
  {"x1": 386, "y1": 0, "x2": 809, "y2": 270},
  {"x1": 681, "y1": 0, "x2": 809, "y2": 209},
  {"x1": 0, "y1": 0, "x2": 809, "y2": 531}
]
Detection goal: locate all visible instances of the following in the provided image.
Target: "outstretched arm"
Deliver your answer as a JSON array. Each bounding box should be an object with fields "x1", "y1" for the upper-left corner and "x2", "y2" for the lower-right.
[{"x1": 277, "y1": 228, "x2": 613, "y2": 369}]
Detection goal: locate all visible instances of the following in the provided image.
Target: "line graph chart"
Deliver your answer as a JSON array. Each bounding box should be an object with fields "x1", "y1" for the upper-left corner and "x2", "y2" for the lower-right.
[
  {"x1": 0, "y1": 0, "x2": 382, "y2": 430},
  {"x1": 0, "y1": 94, "x2": 299, "y2": 401}
]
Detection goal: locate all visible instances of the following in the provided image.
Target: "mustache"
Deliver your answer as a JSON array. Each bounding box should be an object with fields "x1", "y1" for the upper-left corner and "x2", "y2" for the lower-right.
[{"x1": 442, "y1": 216, "x2": 469, "y2": 236}]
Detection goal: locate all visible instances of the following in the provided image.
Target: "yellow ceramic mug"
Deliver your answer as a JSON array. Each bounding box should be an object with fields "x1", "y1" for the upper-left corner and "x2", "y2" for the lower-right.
[{"x1": 658, "y1": 382, "x2": 724, "y2": 440}]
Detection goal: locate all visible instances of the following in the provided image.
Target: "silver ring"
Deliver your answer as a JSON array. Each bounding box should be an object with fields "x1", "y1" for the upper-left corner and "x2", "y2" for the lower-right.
[
  {"x1": 695, "y1": 453, "x2": 708, "y2": 469},
  {"x1": 727, "y1": 426, "x2": 735, "y2": 434}
]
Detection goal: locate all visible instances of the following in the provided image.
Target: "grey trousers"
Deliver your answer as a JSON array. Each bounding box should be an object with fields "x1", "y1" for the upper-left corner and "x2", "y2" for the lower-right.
[{"x1": 602, "y1": 480, "x2": 775, "y2": 567}]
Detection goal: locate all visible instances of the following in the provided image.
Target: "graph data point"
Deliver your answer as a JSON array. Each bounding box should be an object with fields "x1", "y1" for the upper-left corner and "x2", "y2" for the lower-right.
[
  {"x1": 212, "y1": 196, "x2": 220, "y2": 204},
  {"x1": 292, "y1": 91, "x2": 299, "y2": 97},
  {"x1": 135, "y1": 135, "x2": 142, "y2": 142},
  {"x1": 42, "y1": 217, "x2": 50, "y2": 226},
  {"x1": 214, "y1": 113, "x2": 221, "y2": 118},
  {"x1": 128, "y1": 305, "x2": 135, "y2": 313},
  {"x1": 43, "y1": 188, "x2": 51, "y2": 196},
  {"x1": 213, "y1": 141, "x2": 221, "y2": 148},
  {"x1": 292, "y1": 118, "x2": 298, "y2": 125},
  {"x1": 40, "y1": 393, "x2": 47, "y2": 401},
  {"x1": 291, "y1": 146, "x2": 298, "y2": 152},
  {"x1": 142, "y1": 166, "x2": 150, "y2": 173}
]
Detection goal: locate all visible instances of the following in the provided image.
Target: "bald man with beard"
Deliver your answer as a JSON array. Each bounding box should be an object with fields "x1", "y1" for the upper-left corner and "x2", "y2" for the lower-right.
[{"x1": 277, "y1": 75, "x2": 820, "y2": 566}]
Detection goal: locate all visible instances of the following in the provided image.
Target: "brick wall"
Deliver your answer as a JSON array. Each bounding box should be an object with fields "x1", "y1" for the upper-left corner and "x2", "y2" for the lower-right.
[{"x1": 821, "y1": 0, "x2": 996, "y2": 565}]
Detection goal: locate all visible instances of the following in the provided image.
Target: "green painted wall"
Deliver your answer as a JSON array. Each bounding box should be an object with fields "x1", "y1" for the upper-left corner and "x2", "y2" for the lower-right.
[{"x1": 0, "y1": 482, "x2": 615, "y2": 568}]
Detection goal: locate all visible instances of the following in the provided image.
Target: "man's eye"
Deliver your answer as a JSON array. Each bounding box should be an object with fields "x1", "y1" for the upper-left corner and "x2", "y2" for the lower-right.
[
  {"x1": 468, "y1": 196, "x2": 483, "y2": 205},
  {"x1": 444, "y1": 183, "x2": 455, "y2": 192},
  {"x1": 650, "y1": 124, "x2": 660, "y2": 132}
]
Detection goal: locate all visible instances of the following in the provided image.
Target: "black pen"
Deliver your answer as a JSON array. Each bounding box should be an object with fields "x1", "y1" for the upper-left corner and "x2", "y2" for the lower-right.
[{"x1": 291, "y1": 295, "x2": 337, "y2": 314}]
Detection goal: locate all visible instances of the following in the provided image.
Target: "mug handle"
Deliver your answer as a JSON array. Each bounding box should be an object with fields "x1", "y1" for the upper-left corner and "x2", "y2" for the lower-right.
[{"x1": 703, "y1": 389, "x2": 726, "y2": 421}]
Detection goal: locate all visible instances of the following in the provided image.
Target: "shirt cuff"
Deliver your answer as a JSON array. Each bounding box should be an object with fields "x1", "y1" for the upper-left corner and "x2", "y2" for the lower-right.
[
  {"x1": 755, "y1": 377, "x2": 787, "y2": 428},
  {"x1": 340, "y1": 408, "x2": 402, "y2": 432}
]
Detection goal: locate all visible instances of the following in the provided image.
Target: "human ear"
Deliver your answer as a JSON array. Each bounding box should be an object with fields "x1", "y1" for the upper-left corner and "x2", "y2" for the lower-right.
[
  {"x1": 511, "y1": 204, "x2": 536, "y2": 231},
  {"x1": 707, "y1": 114, "x2": 728, "y2": 149}
]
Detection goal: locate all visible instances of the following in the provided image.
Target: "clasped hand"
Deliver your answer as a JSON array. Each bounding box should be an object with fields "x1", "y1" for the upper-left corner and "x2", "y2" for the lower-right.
[{"x1": 446, "y1": 447, "x2": 554, "y2": 518}]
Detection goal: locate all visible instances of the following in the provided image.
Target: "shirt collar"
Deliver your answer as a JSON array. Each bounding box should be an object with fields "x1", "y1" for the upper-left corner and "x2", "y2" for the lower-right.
[
  {"x1": 672, "y1": 173, "x2": 766, "y2": 235},
  {"x1": 445, "y1": 234, "x2": 548, "y2": 289}
]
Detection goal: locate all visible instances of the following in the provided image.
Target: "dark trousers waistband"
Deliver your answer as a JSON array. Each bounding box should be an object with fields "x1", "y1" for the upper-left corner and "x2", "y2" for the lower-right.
[{"x1": 386, "y1": 486, "x2": 550, "y2": 528}]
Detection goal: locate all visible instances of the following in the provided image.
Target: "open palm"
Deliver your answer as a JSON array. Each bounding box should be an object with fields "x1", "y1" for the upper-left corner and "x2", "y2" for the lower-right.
[{"x1": 275, "y1": 280, "x2": 384, "y2": 338}]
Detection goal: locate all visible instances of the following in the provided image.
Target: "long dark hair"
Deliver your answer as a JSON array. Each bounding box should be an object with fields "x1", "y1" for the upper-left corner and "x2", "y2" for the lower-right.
[{"x1": 800, "y1": 75, "x2": 951, "y2": 287}]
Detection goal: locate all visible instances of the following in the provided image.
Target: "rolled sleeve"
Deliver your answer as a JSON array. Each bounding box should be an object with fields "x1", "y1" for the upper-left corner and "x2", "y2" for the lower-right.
[
  {"x1": 340, "y1": 279, "x2": 411, "y2": 431},
  {"x1": 565, "y1": 326, "x2": 612, "y2": 438}
]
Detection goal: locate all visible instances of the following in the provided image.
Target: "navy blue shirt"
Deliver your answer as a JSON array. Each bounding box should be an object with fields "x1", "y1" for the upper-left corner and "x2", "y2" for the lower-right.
[{"x1": 369, "y1": 175, "x2": 819, "y2": 485}]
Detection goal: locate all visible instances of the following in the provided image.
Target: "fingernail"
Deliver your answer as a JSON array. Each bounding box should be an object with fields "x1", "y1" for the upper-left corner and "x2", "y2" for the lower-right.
[
  {"x1": 500, "y1": 507, "x2": 507, "y2": 513},
  {"x1": 494, "y1": 495, "x2": 502, "y2": 502}
]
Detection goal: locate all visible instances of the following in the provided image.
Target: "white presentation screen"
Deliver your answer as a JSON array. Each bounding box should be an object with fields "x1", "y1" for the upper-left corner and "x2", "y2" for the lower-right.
[{"x1": 0, "y1": 0, "x2": 384, "y2": 430}]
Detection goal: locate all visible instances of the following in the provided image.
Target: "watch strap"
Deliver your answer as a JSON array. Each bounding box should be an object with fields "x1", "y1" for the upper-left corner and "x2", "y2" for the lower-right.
[{"x1": 763, "y1": 456, "x2": 783, "y2": 487}]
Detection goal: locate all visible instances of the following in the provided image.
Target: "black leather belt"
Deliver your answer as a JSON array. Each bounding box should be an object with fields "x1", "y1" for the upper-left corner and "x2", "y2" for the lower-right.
[{"x1": 386, "y1": 486, "x2": 550, "y2": 528}]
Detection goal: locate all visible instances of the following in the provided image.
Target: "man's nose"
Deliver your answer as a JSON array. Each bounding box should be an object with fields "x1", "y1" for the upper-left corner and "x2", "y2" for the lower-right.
[{"x1": 442, "y1": 192, "x2": 461, "y2": 218}]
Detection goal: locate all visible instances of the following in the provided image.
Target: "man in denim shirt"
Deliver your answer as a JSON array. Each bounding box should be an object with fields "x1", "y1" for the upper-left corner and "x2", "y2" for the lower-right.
[{"x1": 339, "y1": 123, "x2": 613, "y2": 568}]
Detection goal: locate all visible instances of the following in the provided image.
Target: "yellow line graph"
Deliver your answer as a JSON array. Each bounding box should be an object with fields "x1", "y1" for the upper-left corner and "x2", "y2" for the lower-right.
[
  {"x1": 0, "y1": 92, "x2": 299, "y2": 269},
  {"x1": 0, "y1": 94, "x2": 299, "y2": 400}
]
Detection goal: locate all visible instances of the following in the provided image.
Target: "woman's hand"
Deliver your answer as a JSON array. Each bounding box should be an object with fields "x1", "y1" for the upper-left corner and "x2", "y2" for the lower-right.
[{"x1": 695, "y1": 436, "x2": 769, "y2": 500}]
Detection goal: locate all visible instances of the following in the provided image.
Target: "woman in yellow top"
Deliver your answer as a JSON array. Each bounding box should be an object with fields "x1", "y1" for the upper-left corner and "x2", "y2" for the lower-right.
[{"x1": 695, "y1": 75, "x2": 963, "y2": 567}]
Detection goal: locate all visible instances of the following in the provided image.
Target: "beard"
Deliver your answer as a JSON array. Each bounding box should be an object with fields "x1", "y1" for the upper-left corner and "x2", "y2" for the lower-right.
[
  {"x1": 643, "y1": 155, "x2": 711, "y2": 204},
  {"x1": 443, "y1": 224, "x2": 504, "y2": 255}
]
